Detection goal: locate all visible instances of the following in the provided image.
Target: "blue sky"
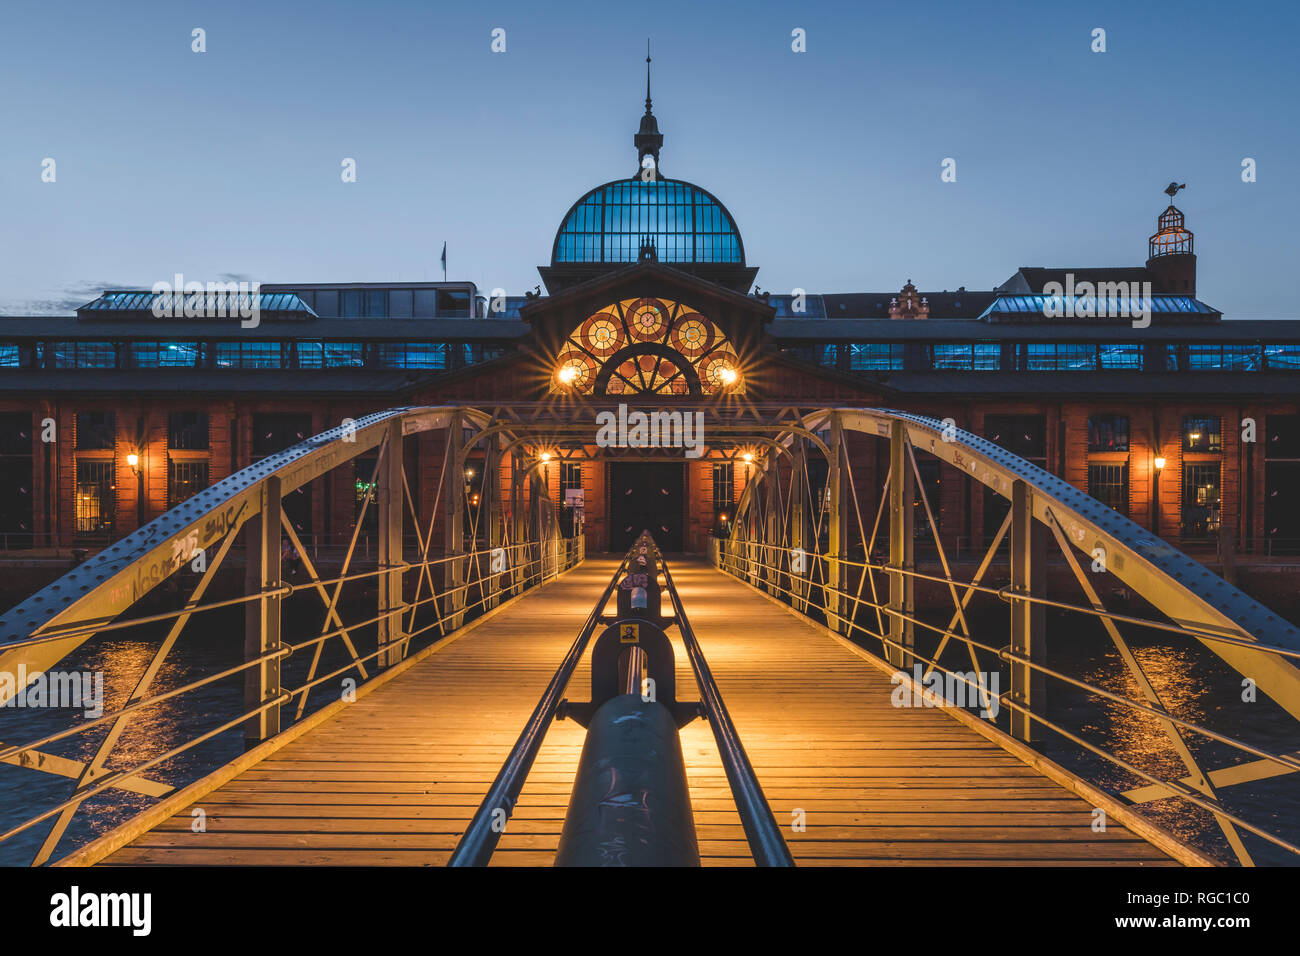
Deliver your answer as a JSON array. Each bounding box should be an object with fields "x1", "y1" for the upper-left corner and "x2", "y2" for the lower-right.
[{"x1": 1, "y1": 0, "x2": 1296, "y2": 316}]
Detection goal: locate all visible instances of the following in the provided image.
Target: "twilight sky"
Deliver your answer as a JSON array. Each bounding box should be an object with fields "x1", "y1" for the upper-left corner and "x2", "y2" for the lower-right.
[{"x1": 1, "y1": 0, "x2": 1296, "y2": 316}]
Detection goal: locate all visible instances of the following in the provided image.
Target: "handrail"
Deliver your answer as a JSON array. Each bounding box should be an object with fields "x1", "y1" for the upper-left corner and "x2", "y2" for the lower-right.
[
  {"x1": 0, "y1": 540, "x2": 548, "y2": 653},
  {"x1": 1, "y1": 538, "x2": 585, "y2": 868},
  {"x1": 712, "y1": 541, "x2": 1300, "y2": 774},
  {"x1": 447, "y1": 548, "x2": 631, "y2": 867},
  {"x1": 0, "y1": 543, "x2": 573, "y2": 767},
  {"x1": 659, "y1": 555, "x2": 796, "y2": 867},
  {"x1": 717, "y1": 444, "x2": 1300, "y2": 868},
  {"x1": 0, "y1": 399, "x2": 577, "y2": 865},
  {"x1": 718, "y1": 544, "x2": 1300, "y2": 857},
  {"x1": 721, "y1": 542, "x2": 1300, "y2": 656}
]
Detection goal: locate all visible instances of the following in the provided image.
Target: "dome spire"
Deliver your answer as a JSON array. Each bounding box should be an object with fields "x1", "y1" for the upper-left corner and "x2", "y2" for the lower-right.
[
  {"x1": 645, "y1": 38, "x2": 653, "y2": 115},
  {"x1": 634, "y1": 38, "x2": 663, "y2": 178}
]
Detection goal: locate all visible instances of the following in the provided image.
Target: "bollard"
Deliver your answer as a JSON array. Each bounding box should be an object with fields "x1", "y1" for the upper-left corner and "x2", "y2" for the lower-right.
[
  {"x1": 615, "y1": 542, "x2": 668, "y2": 622},
  {"x1": 555, "y1": 589, "x2": 702, "y2": 866},
  {"x1": 553, "y1": 693, "x2": 700, "y2": 867}
]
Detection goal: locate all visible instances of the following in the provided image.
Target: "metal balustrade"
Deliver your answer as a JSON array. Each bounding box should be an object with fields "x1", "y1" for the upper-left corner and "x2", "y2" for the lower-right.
[
  {"x1": 710, "y1": 407, "x2": 1300, "y2": 866},
  {"x1": 0, "y1": 406, "x2": 582, "y2": 865}
]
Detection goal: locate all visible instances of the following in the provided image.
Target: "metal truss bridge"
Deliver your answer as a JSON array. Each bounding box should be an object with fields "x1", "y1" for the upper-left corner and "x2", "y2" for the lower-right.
[{"x1": 2, "y1": 405, "x2": 1298, "y2": 866}]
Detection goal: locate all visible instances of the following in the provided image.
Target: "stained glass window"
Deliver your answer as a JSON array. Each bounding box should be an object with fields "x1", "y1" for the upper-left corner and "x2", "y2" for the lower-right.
[{"x1": 554, "y1": 297, "x2": 741, "y2": 396}]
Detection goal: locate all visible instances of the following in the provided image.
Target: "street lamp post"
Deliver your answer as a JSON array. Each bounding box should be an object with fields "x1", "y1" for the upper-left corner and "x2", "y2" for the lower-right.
[
  {"x1": 1153, "y1": 454, "x2": 1166, "y2": 537},
  {"x1": 127, "y1": 451, "x2": 143, "y2": 529}
]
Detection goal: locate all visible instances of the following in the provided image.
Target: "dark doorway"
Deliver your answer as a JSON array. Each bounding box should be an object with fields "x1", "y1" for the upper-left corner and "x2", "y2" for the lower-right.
[
  {"x1": 609, "y1": 462, "x2": 684, "y2": 552},
  {"x1": 0, "y1": 412, "x2": 33, "y2": 548},
  {"x1": 983, "y1": 414, "x2": 1047, "y2": 544},
  {"x1": 252, "y1": 412, "x2": 313, "y2": 537},
  {"x1": 1266, "y1": 415, "x2": 1300, "y2": 554}
]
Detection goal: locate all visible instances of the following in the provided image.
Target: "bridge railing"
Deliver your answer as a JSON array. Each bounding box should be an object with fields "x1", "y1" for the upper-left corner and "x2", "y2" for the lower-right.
[
  {"x1": 0, "y1": 406, "x2": 583, "y2": 866},
  {"x1": 450, "y1": 531, "x2": 794, "y2": 867},
  {"x1": 710, "y1": 407, "x2": 1300, "y2": 867}
]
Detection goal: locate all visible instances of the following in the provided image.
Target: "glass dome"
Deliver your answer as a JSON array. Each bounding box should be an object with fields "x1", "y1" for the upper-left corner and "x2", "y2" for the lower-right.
[{"x1": 552, "y1": 178, "x2": 744, "y2": 266}]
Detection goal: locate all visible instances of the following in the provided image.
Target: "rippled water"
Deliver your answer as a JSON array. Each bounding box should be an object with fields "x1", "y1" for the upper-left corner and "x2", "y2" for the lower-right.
[
  {"x1": 888, "y1": 602, "x2": 1300, "y2": 866},
  {"x1": 0, "y1": 593, "x2": 385, "y2": 867},
  {"x1": 1042, "y1": 616, "x2": 1300, "y2": 866}
]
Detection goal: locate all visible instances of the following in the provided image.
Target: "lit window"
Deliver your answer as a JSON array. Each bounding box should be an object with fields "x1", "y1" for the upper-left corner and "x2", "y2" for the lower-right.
[
  {"x1": 1025, "y1": 344, "x2": 1095, "y2": 371},
  {"x1": 848, "y1": 343, "x2": 903, "y2": 371},
  {"x1": 1098, "y1": 344, "x2": 1143, "y2": 370},
  {"x1": 131, "y1": 342, "x2": 202, "y2": 368},
  {"x1": 1182, "y1": 415, "x2": 1221, "y2": 452},
  {"x1": 1265, "y1": 345, "x2": 1300, "y2": 369},
  {"x1": 1088, "y1": 463, "x2": 1128, "y2": 515},
  {"x1": 1187, "y1": 344, "x2": 1262, "y2": 370},
  {"x1": 712, "y1": 462, "x2": 733, "y2": 510},
  {"x1": 1181, "y1": 463, "x2": 1221, "y2": 538},
  {"x1": 168, "y1": 460, "x2": 209, "y2": 506},
  {"x1": 930, "y1": 343, "x2": 999, "y2": 371},
  {"x1": 375, "y1": 343, "x2": 450, "y2": 369},
  {"x1": 75, "y1": 460, "x2": 115, "y2": 534},
  {"x1": 296, "y1": 342, "x2": 365, "y2": 368},
  {"x1": 214, "y1": 342, "x2": 283, "y2": 369},
  {"x1": 48, "y1": 342, "x2": 117, "y2": 369},
  {"x1": 555, "y1": 297, "x2": 740, "y2": 396}
]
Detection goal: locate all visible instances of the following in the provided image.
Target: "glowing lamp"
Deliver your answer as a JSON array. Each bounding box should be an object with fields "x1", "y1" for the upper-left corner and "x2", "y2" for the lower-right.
[{"x1": 1154, "y1": 456, "x2": 1166, "y2": 472}]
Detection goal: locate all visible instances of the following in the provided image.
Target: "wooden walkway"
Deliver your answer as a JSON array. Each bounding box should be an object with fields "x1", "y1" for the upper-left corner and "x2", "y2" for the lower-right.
[{"x1": 98, "y1": 558, "x2": 1182, "y2": 867}]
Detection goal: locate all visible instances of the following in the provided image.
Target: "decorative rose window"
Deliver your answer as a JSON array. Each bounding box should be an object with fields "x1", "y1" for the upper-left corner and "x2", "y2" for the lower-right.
[{"x1": 554, "y1": 297, "x2": 741, "y2": 396}]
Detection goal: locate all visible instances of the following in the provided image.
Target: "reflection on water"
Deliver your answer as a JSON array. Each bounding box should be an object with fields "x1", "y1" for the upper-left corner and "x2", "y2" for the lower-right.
[
  {"x1": 864, "y1": 597, "x2": 1300, "y2": 867},
  {"x1": 1054, "y1": 629, "x2": 1300, "y2": 866},
  {"x1": 0, "y1": 594, "x2": 382, "y2": 866}
]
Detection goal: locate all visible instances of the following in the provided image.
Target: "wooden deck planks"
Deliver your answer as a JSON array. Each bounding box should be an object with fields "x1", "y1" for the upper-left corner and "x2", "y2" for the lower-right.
[{"x1": 99, "y1": 557, "x2": 1180, "y2": 867}]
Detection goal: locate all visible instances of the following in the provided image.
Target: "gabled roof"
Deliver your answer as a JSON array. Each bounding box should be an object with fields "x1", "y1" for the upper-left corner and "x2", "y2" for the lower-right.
[
  {"x1": 980, "y1": 294, "x2": 1219, "y2": 323},
  {"x1": 77, "y1": 290, "x2": 316, "y2": 320},
  {"x1": 998, "y1": 267, "x2": 1160, "y2": 294}
]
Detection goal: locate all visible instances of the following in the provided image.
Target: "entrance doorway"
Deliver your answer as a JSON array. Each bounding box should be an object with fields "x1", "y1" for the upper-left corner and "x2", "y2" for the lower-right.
[{"x1": 609, "y1": 462, "x2": 684, "y2": 552}]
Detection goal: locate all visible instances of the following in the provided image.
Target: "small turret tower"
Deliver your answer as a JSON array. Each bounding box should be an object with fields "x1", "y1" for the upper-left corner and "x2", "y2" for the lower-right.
[{"x1": 1146, "y1": 182, "x2": 1196, "y2": 295}]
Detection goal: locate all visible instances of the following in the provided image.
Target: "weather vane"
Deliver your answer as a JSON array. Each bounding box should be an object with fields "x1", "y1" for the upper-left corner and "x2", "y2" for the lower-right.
[{"x1": 1165, "y1": 181, "x2": 1186, "y2": 201}]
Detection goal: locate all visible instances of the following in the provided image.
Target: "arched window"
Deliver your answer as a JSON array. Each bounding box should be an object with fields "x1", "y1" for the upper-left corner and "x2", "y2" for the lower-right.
[{"x1": 554, "y1": 297, "x2": 742, "y2": 396}]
